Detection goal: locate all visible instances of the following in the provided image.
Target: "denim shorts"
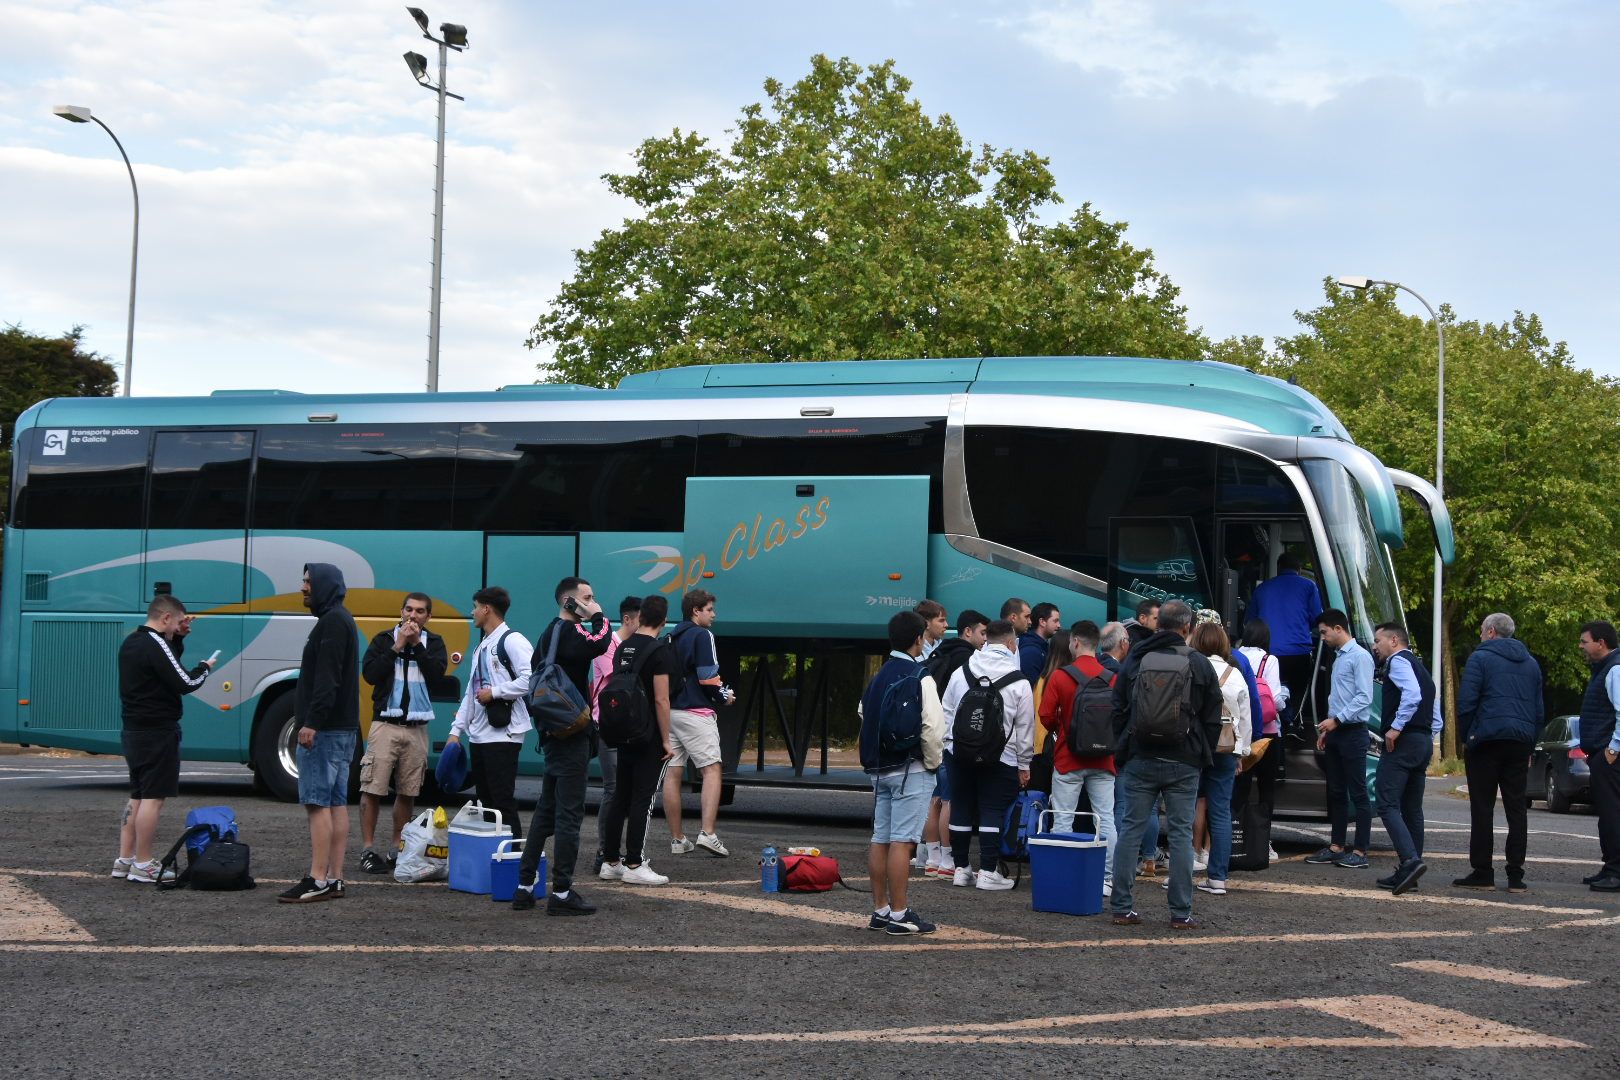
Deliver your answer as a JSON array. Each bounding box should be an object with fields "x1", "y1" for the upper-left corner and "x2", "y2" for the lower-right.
[
  {"x1": 297, "y1": 729, "x2": 357, "y2": 807},
  {"x1": 871, "y1": 768, "x2": 934, "y2": 845},
  {"x1": 933, "y1": 750, "x2": 951, "y2": 799}
]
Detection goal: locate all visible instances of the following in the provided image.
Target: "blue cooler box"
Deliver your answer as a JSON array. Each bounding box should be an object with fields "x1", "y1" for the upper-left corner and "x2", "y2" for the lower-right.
[
  {"x1": 448, "y1": 801, "x2": 512, "y2": 894},
  {"x1": 490, "y1": 839, "x2": 543, "y2": 902},
  {"x1": 1029, "y1": 810, "x2": 1107, "y2": 916}
]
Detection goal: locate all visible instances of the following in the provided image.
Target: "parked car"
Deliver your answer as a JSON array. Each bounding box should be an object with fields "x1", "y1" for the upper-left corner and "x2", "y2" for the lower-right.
[{"x1": 1528, "y1": 715, "x2": 1591, "y2": 813}]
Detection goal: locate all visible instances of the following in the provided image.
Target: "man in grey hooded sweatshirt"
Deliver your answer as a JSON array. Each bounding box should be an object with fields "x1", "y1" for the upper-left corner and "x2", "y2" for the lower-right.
[{"x1": 279, "y1": 563, "x2": 360, "y2": 904}]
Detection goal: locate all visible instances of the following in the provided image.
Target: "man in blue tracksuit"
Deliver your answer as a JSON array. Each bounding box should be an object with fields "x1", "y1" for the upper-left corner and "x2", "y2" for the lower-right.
[
  {"x1": 1371, "y1": 623, "x2": 1441, "y2": 895},
  {"x1": 1455, "y1": 612, "x2": 1544, "y2": 892},
  {"x1": 1248, "y1": 553, "x2": 1325, "y2": 725}
]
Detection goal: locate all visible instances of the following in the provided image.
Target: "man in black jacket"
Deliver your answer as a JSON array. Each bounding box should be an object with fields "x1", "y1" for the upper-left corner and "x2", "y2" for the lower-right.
[
  {"x1": 1107, "y1": 600, "x2": 1221, "y2": 930},
  {"x1": 115, "y1": 594, "x2": 215, "y2": 884},
  {"x1": 357, "y1": 591, "x2": 447, "y2": 875},
  {"x1": 280, "y1": 563, "x2": 360, "y2": 904}
]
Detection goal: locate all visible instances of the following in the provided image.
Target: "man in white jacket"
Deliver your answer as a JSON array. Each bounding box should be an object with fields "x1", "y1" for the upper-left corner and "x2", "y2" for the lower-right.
[
  {"x1": 941, "y1": 619, "x2": 1035, "y2": 891},
  {"x1": 446, "y1": 586, "x2": 532, "y2": 841}
]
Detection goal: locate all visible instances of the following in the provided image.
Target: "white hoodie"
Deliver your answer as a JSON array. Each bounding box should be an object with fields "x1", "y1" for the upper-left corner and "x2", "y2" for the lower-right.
[{"x1": 941, "y1": 642, "x2": 1036, "y2": 770}]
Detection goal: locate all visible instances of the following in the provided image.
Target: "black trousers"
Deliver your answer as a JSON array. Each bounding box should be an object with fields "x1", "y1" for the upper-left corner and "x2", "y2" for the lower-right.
[
  {"x1": 1323, "y1": 724, "x2": 1372, "y2": 852},
  {"x1": 1276, "y1": 653, "x2": 1315, "y2": 726},
  {"x1": 1464, "y1": 739, "x2": 1530, "y2": 875},
  {"x1": 468, "y1": 740, "x2": 523, "y2": 840},
  {"x1": 1233, "y1": 734, "x2": 1283, "y2": 811},
  {"x1": 520, "y1": 732, "x2": 591, "y2": 893},
  {"x1": 948, "y1": 760, "x2": 1020, "y2": 871},
  {"x1": 1589, "y1": 748, "x2": 1620, "y2": 877},
  {"x1": 600, "y1": 743, "x2": 666, "y2": 866}
]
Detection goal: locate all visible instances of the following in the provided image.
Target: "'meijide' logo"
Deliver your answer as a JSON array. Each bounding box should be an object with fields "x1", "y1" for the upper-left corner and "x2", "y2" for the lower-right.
[{"x1": 42, "y1": 430, "x2": 68, "y2": 456}]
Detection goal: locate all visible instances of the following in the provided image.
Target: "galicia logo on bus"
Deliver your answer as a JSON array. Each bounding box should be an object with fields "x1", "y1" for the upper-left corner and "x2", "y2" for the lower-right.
[{"x1": 41, "y1": 430, "x2": 68, "y2": 456}]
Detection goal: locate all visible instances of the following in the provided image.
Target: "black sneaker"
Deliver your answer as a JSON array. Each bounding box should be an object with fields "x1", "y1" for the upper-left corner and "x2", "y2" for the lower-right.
[
  {"x1": 1451, "y1": 869, "x2": 1495, "y2": 890},
  {"x1": 511, "y1": 886, "x2": 536, "y2": 911},
  {"x1": 1506, "y1": 873, "x2": 1528, "y2": 894},
  {"x1": 866, "y1": 911, "x2": 892, "y2": 931},
  {"x1": 277, "y1": 876, "x2": 331, "y2": 904},
  {"x1": 1303, "y1": 847, "x2": 1343, "y2": 865},
  {"x1": 328, "y1": 878, "x2": 346, "y2": 899},
  {"x1": 1590, "y1": 875, "x2": 1620, "y2": 892},
  {"x1": 1376, "y1": 871, "x2": 1400, "y2": 890},
  {"x1": 358, "y1": 850, "x2": 388, "y2": 875},
  {"x1": 1581, "y1": 871, "x2": 1607, "y2": 885},
  {"x1": 547, "y1": 889, "x2": 597, "y2": 916},
  {"x1": 885, "y1": 909, "x2": 937, "y2": 935},
  {"x1": 1391, "y1": 860, "x2": 1426, "y2": 896}
]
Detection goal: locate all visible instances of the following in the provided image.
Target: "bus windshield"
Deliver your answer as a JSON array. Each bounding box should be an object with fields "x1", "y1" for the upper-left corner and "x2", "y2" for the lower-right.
[{"x1": 1303, "y1": 458, "x2": 1404, "y2": 643}]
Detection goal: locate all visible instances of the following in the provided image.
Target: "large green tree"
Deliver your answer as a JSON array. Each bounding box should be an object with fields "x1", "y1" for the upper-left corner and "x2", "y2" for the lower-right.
[
  {"x1": 529, "y1": 55, "x2": 1205, "y2": 384},
  {"x1": 0, "y1": 324, "x2": 118, "y2": 541},
  {"x1": 1218, "y1": 283, "x2": 1620, "y2": 719}
]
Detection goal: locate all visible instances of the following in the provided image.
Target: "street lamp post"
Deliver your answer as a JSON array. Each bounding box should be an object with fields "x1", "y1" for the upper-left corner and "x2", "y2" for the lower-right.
[
  {"x1": 1338, "y1": 275, "x2": 1446, "y2": 716},
  {"x1": 403, "y1": 7, "x2": 468, "y2": 393},
  {"x1": 54, "y1": 105, "x2": 138, "y2": 397}
]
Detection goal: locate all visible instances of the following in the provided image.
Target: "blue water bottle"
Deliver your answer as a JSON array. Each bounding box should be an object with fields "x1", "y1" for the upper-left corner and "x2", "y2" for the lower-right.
[{"x1": 760, "y1": 846, "x2": 779, "y2": 893}]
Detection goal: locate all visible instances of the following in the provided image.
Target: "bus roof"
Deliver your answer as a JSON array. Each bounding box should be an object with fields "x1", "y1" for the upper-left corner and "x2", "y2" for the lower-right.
[{"x1": 15, "y1": 356, "x2": 1348, "y2": 441}]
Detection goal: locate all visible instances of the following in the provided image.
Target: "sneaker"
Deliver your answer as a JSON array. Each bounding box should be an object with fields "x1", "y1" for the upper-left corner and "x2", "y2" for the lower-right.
[
  {"x1": 670, "y1": 837, "x2": 695, "y2": 854},
  {"x1": 695, "y1": 831, "x2": 729, "y2": 857},
  {"x1": 1589, "y1": 875, "x2": 1620, "y2": 892},
  {"x1": 621, "y1": 862, "x2": 669, "y2": 885},
  {"x1": 1506, "y1": 873, "x2": 1528, "y2": 894},
  {"x1": 111, "y1": 856, "x2": 134, "y2": 879},
  {"x1": 1336, "y1": 852, "x2": 1370, "y2": 870},
  {"x1": 975, "y1": 869, "x2": 1015, "y2": 891},
  {"x1": 359, "y1": 849, "x2": 390, "y2": 875},
  {"x1": 1112, "y1": 911, "x2": 1142, "y2": 925},
  {"x1": 886, "y1": 908, "x2": 937, "y2": 935},
  {"x1": 1451, "y1": 869, "x2": 1495, "y2": 890},
  {"x1": 1154, "y1": 851, "x2": 1169, "y2": 873},
  {"x1": 1581, "y1": 870, "x2": 1606, "y2": 885},
  {"x1": 1196, "y1": 880, "x2": 1227, "y2": 895},
  {"x1": 1304, "y1": 846, "x2": 1343, "y2": 865},
  {"x1": 1390, "y1": 860, "x2": 1426, "y2": 896},
  {"x1": 1193, "y1": 849, "x2": 1209, "y2": 873},
  {"x1": 126, "y1": 859, "x2": 175, "y2": 885},
  {"x1": 511, "y1": 885, "x2": 536, "y2": 911},
  {"x1": 546, "y1": 889, "x2": 598, "y2": 916},
  {"x1": 1169, "y1": 915, "x2": 1205, "y2": 930},
  {"x1": 328, "y1": 878, "x2": 346, "y2": 899},
  {"x1": 951, "y1": 867, "x2": 974, "y2": 887},
  {"x1": 867, "y1": 911, "x2": 892, "y2": 931},
  {"x1": 1267, "y1": 845, "x2": 1281, "y2": 863},
  {"x1": 911, "y1": 852, "x2": 930, "y2": 870},
  {"x1": 277, "y1": 876, "x2": 330, "y2": 903},
  {"x1": 1376, "y1": 871, "x2": 1400, "y2": 890},
  {"x1": 1137, "y1": 858, "x2": 1157, "y2": 880},
  {"x1": 598, "y1": 861, "x2": 626, "y2": 881},
  {"x1": 592, "y1": 849, "x2": 606, "y2": 874}
]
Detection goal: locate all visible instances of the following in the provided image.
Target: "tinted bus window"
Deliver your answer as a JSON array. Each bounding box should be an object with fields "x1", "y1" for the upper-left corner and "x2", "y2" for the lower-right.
[
  {"x1": 149, "y1": 431, "x2": 254, "y2": 530},
  {"x1": 254, "y1": 426, "x2": 457, "y2": 530},
  {"x1": 696, "y1": 418, "x2": 945, "y2": 531},
  {"x1": 15, "y1": 426, "x2": 148, "y2": 529},
  {"x1": 454, "y1": 422, "x2": 694, "y2": 533}
]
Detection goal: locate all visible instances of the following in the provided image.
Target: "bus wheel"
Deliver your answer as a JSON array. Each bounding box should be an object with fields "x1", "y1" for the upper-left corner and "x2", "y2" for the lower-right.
[{"x1": 252, "y1": 693, "x2": 301, "y2": 803}]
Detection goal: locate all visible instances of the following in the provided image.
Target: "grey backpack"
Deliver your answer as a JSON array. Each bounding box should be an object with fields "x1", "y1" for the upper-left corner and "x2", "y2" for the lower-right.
[{"x1": 1130, "y1": 646, "x2": 1195, "y2": 750}]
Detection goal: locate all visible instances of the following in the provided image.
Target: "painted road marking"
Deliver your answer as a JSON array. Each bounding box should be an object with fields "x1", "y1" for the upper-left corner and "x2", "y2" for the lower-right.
[
  {"x1": 1394, "y1": 960, "x2": 1586, "y2": 988},
  {"x1": 1234, "y1": 878, "x2": 1603, "y2": 916},
  {"x1": 668, "y1": 994, "x2": 1584, "y2": 1050},
  {"x1": 0, "y1": 874, "x2": 96, "y2": 943},
  {"x1": 650, "y1": 886, "x2": 1025, "y2": 942}
]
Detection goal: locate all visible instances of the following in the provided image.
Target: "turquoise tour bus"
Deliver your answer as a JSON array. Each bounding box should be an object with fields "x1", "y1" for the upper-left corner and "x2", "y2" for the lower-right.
[{"x1": 0, "y1": 356, "x2": 1453, "y2": 813}]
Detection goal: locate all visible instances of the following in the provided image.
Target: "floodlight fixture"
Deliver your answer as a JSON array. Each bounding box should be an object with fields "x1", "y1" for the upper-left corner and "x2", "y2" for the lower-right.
[
  {"x1": 404, "y1": 51, "x2": 429, "y2": 82},
  {"x1": 440, "y1": 23, "x2": 468, "y2": 48},
  {"x1": 406, "y1": 6, "x2": 430, "y2": 33}
]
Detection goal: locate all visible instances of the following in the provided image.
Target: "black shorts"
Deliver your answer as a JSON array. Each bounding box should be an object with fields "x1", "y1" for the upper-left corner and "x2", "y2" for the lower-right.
[{"x1": 122, "y1": 726, "x2": 181, "y2": 800}]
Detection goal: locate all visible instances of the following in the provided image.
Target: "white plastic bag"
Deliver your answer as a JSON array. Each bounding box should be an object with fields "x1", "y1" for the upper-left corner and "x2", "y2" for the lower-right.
[{"x1": 394, "y1": 806, "x2": 450, "y2": 883}]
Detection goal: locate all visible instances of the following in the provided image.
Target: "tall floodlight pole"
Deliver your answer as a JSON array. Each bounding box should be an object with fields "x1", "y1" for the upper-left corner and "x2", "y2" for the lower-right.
[
  {"x1": 1339, "y1": 275, "x2": 1446, "y2": 717},
  {"x1": 54, "y1": 105, "x2": 138, "y2": 396},
  {"x1": 404, "y1": 8, "x2": 468, "y2": 392}
]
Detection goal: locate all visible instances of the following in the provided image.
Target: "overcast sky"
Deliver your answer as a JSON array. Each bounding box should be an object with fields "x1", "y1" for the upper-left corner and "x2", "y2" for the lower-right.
[{"x1": 2, "y1": 1, "x2": 1614, "y2": 396}]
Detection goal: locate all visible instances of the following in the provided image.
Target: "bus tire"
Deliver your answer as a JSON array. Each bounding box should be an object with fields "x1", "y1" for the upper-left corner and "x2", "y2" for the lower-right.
[
  {"x1": 252, "y1": 692, "x2": 301, "y2": 803},
  {"x1": 721, "y1": 782, "x2": 736, "y2": 807}
]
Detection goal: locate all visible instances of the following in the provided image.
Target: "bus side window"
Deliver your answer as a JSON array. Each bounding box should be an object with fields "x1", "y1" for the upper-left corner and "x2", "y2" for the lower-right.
[
  {"x1": 16, "y1": 427, "x2": 147, "y2": 529},
  {"x1": 253, "y1": 426, "x2": 458, "y2": 530}
]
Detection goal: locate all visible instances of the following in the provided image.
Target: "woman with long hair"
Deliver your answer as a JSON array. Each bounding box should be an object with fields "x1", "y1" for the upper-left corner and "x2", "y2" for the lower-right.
[
  {"x1": 1189, "y1": 619, "x2": 1251, "y2": 897},
  {"x1": 1028, "y1": 630, "x2": 1070, "y2": 793}
]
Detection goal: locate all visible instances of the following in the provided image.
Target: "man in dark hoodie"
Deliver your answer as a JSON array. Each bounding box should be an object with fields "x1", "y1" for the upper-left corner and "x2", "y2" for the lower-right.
[
  {"x1": 1454, "y1": 612, "x2": 1544, "y2": 892},
  {"x1": 279, "y1": 563, "x2": 360, "y2": 904},
  {"x1": 1107, "y1": 600, "x2": 1221, "y2": 930}
]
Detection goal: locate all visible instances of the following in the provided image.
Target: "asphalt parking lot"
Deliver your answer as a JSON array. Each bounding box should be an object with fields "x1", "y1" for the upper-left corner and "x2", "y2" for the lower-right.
[{"x1": 2, "y1": 751, "x2": 1616, "y2": 1080}]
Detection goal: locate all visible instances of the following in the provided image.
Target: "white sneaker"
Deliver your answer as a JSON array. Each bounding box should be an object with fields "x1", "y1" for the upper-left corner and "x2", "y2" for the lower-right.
[
  {"x1": 111, "y1": 857, "x2": 134, "y2": 879},
  {"x1": 976, "y1": 869, "x2": 1015, "y2": 891},
  {"x1": 598, "y1": 861, "x2": 626, "y2": 881},
  {"x1": 952, "y1": 866, "x2": 974, "y2": 887},
  {"x1": 670, "y1": 837, "x2": 695, "y2": 854},
  {"x1": 1196, "y1": 879, "x2": 1227, "y2": 895},
  {"x1": 695, "y1": 831, "x2": 729, "y2": 857},
  {"x1": 1267, "y1": 846, "x2": 1281, "y2": 863},
  {"x1": 126, "y1": 859, "x2": 174, "y2": 884},
  {"x1": 621, "y1": 862, "x2": 670, "y2": 885},
  {"x1": 1193, "y1": 849, "x2": 1209, "y2": 873}
]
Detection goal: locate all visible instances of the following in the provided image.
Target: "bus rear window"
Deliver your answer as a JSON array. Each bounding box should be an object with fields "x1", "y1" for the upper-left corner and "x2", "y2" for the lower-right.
[{"x1": 15, "y1": 426, "x2": 147, "y2": 529}]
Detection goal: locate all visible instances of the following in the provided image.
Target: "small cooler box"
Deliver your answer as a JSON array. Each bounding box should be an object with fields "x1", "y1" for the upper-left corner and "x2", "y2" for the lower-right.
[
  {"x1": 1029, "y1": 811, "x2": 1107, "y2": 916},
  {"x1": 448, "y1": 801, "x2": 512, "y2": 894},
  {"x1": 490, "y1": 838, "x2": 542, "y2": 902}
]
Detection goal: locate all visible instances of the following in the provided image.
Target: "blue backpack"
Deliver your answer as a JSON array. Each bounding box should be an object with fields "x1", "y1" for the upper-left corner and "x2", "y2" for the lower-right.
[
  {"x1": 183, "y1": 806, "x2": 239, "y2": 857},
  {"x1": 871, "y1": 668, "x2": 925, "y2": 773},
  {"x1": 999, "y1": 789, "x2": 1049, "y2": 887}
]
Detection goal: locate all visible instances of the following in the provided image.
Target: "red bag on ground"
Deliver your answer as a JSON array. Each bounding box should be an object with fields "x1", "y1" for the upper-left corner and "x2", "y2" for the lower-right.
[{"x1": 779, "y1": 854, "x2": 843, "y2": 892}]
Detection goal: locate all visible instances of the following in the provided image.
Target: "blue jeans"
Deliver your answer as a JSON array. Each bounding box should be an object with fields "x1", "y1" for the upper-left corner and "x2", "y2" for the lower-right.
[
  {"x1": 1324, "y1": 724, "x2": 1372, "y2": 852},
  {"x1": 1377, "y1": 728, "x2": 1432, "y2": 865},
  {"x1": 1202, "y1": 752, "x2": 1238, "y2": 882},
  {"x1": 296, "y1": 729, "x2": 356, "y2": 807},
  {"x1": 1051, "y1": 767, "x2": 1117, "y2": 882},
  {"x1": 1110, "y1": 757, "x2": 1200, "y2": 919}
]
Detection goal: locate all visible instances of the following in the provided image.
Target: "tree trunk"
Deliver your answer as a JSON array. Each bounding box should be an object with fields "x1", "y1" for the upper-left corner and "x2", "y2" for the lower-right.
[{"x1": 1441, "y1": 616, "x2": 1461, "y2": 761}]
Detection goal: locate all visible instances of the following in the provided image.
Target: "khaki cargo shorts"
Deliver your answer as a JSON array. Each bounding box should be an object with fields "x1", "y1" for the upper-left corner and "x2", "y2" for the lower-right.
[{"x1": 359, "y1": 721, "x2": 429, "y2": 797}]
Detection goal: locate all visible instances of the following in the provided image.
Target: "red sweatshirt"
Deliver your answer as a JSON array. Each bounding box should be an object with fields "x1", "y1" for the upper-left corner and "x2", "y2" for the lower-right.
[{"x1": 1040, "y1": 654, "x2": 1117, "y2": 775}]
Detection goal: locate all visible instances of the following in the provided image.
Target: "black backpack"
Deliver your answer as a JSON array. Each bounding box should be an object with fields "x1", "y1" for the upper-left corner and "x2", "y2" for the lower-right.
[
  {"x1": 1130, "y1": 645, "x2": 1196, "y2": 750},
  {"x1": 156, "y1": 821, "x2": 254, "y2": 892},
  {"x1": 952, "y1": 663, "x2": 1023, "y2": 766},
  {"x1": 1064, "y1": 665, "x2": 1116, "y2": 757},
  {"x1": 597, "y1": 638, "x2": 665, "y2": 749}
]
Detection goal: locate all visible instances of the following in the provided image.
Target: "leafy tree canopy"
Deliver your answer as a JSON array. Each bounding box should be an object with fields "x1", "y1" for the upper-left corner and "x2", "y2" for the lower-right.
[
  {"x1": 1218, "y1": 283, "x2": 1620, "y2": 696},
  {"x1": 529, "y1": 55, "x2": 1205, "y2": 385}
]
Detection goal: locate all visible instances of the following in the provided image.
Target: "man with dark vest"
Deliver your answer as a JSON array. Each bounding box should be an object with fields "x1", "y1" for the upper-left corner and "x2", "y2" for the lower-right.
[
  {"x1": 1577, "y1": 620, "x2": 1620, "y2": 891},
  {"x1": 1454, "y1": 612, "x2": 1543, "y2": 892},
  {"x1": 1370, "y1": 623, "x2": 1441, "y2": 895}
]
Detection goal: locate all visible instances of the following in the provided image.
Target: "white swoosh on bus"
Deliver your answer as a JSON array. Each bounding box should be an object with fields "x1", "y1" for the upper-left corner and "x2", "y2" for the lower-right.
[
  {"x1": 48, "y1": 536, "x2": 376, "y2": 593},
  {"x1": 605, "y1": 545, "x2": 683, "y2": 584}
]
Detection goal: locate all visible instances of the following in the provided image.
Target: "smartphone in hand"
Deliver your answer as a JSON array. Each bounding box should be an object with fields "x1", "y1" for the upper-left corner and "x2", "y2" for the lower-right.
[{"x1": 207, "y1": 650, "x2": 222, "y2": 665}]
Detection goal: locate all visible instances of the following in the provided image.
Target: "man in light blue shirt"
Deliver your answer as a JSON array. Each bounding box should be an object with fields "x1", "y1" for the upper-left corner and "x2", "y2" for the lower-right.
[{"x1": 1303, "y1": 608, "x2": 1373, "y2": 869}]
